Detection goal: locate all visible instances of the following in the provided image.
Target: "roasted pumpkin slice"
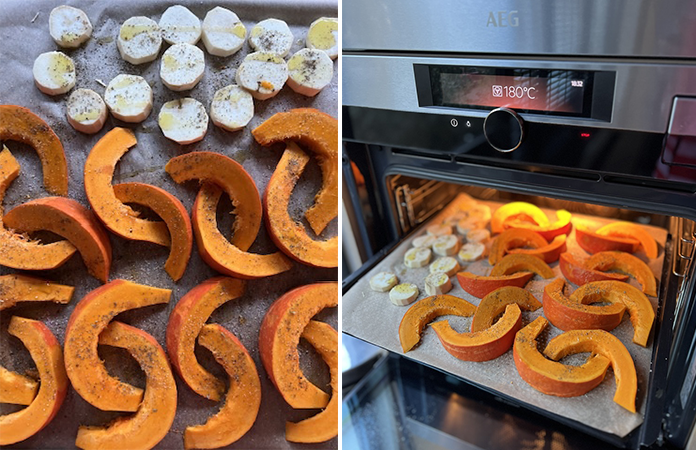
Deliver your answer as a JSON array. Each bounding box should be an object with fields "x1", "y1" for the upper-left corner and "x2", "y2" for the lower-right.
[
  {"x1": 265, "y1": 142, "x2": 337, "y2": 268},
  {"x1": 559, "y1": 252, "x2": 629, "y2": 286},
  {"x1": 166, "y1": 277, "x2": 245, "y2": 401},
  {"x1": 113, "y1": 182, "x2": 192, "y2": 281},
  {"x1": 286, "y1": 321, "x2": 338, "y2": 443},
  {"x1": 513, "y1": 317, "x2": 611, "y2": 397},
  {"x1": 503, "y1": 209, "x2": 573, "y2": 241},
  {"x1": 544, "y1": 329, "x2": 638, "y2": 412},
  {"x1": 584, "y1": 251, "x2": 657, "y2": 297},
  {"x1": 491, "y1": 202, "x2": 549, "y2": 234},
  {"x1": 471, "y1": 286, "x2": 541, "y2": 332},
  {"x1": 84, "y1": 127, "x2": 170, "y2": 246},
  {"x1": 4, "y1": 197, "x2": 112, "y2": 282},
  {"x1": 75, "y1": 321, "x2": 177, "y2": 450},
  {"x1": 0, "y1": 274, "x2": 74, "y2": 310},
  {"x1": 0, "y1": 105, "x2": 68, "y2": 195},
  {"x1": 259, "y1": 282, "x2": 337, "y2": 409},
  {"x1": 398, "y1": 294, "x2": 477, "y2": 352},
  {"x1": 508, "y1": 234, "x2": 567, "y2": 263},
  {"x1": 431, "y1": 303, "x2": 522, "y2": 362},
  {"x1": 575, "y1": 227, "x2": 640, "y2": 254},
  {"x1": 596, "y1": 222, "x2": 658, "y2": 259},
  {"x1": 456, "y1": 271, "x2": 534, "y2": 299},
  {"x1": 0, "y1": 365, "x2": 38, "y2": 405},
  {"x1": 0, "y1": 317, "x2": 68, "y2": 445},
  {"x1": 489, "y1": 253, "x2": 555, "y2": 279},
  {"x1": 64, "y1": 280, "x2": 171, "y2": 412},
  {"x1": 184, "y1": 324, "x2": 261, "y2": 450},
  {"x1": 252, "y1": 108, "x2": 338, "y2": 235},
  {"x1": 489, "y1": 228, "x2": 548, "y2": 265}
]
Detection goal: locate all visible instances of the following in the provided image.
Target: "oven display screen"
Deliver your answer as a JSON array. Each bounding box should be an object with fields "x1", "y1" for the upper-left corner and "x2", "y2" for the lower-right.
[{"x1": 428, "y1": 66, "x2": 595, "y2": 117}]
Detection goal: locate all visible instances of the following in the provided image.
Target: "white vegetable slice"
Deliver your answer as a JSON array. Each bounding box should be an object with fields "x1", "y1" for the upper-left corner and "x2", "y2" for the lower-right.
[
  {"x1": 433, "y1": 235, "x2": 460, "y2": 257},
  {"x1": 429, "y1": 257, "x2": 460, "y2": 277},
  {"x1": 466, "y1": 229, "x2": 491, "y2": 243},
  {"x1": 249, "y1": 18, "x2": 293, "y2": 57},
  {"x1": 458, "y1": 242, "x2": 486, "y2": 263},
  {"x1": 425, "y1": 272, "x2": 452, "y2": 296},
  {"x1": 235, "y1": 52, "x2": 288, "y2": 100},
  {"x1": 159, "y1": 5, "x2": 201, "y2": 45},
  {"x1": 468, "y1": 204, "x2": 492, "y2": 222},
  {"x1": 369, "y1": 272, "x2": 398, "y2": 293},
  {"x1": 49, "y1": 5, "x2": 92, "y2": 48},
  {"x1": 160, "y1": 43, "x2": 205, "y2": 91},
  {"x1": 117, "y1": 16, "x2": 162, "y2": 65},
  {"x1": 412, "y1": 235, "x2": 436, "y2": 248},
  {"x1": 306, "y1": 17, "x2": 338, "y2": 60},
  {"x1": 389, "y1": 283, "x2": 419, "y2": 306},
  {"x1": 33, "y1": 51, "x2": 76, "y2": 96},
  {"x1": 201, "y1": 7, "x2": 246, "y2": 57},
  {"x1": 404, "y1": 247, "x2": 431, "y2": 269},
  {"x1": 104, "y1": 74, "x2": 153, "y2": 123},
  {"x1": 158, "y1": 98, "x2": 209, "y2": 145},
  {"x1": 443, "y1": 211, "x2": 468, "y2": 226},
  {"x1": 427, "y1": 224, "x2": 453, "y2": 237},
  {"x1": 66, "y1": 89, "x2": 107, "y2": 134},
  {"x1": 286, "y1": 49, "x2": 334, "y2": 97},
  {"x1": 209, "y1": 85, "x2": 253, "y2": 132},
  {"x1": 456, "y1": 217, "x2": 484, "y2": 235}
]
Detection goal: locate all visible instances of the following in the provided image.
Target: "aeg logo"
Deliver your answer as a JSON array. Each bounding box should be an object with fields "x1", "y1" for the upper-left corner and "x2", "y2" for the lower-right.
[{"x1": 487, "y1": 11, "x2": 519, "y2": 27}]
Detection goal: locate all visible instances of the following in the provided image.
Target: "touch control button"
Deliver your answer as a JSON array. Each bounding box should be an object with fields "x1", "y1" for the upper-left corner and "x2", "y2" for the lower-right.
[{"x1": 483, "y1": 107, "x2": 524, "y2": 152}]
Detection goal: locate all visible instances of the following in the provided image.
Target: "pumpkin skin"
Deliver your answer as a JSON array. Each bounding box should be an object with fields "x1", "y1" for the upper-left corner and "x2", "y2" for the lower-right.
[
  {"x1": 489, "y1": 253, "x2": 555, "y2": 279},
  {"x1": 508, "y1": 234, "x2": 567, "y2": 264},
  {"x1": 491, "y1": 202, "x2": 549, "y2": 234},
  {"x1": 596, "y1": 222, "x2": 658, "y2": 259},
  {"x1": 489, "y1": 228, "x2": 548, "y2": 265},
  {"x1": 503, "y1": 209, "x2": 573, "y2": 241},
  {"x1": 471, "y1": 286, "x2": 541, "y2": 332},
  {"x1": 584, "y1": 251, "x2": 657, "y2": 297},
  {"x1": 0, "y1": 274, "x2": 74, "y2": 310},
  {"x1": 456, "y1": 271, "x2": 534, "y2": 299},
  {"x1": 575, "y1": 227, "x2": 640, "y2": 254},
  {"x1": 559, "y1": 252, "x2": 629, "y2": 285}
]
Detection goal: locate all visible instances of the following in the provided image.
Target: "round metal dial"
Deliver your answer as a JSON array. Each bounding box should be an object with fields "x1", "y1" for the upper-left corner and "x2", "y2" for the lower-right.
[{"x1": 483, "y1": 107, "x2": 524, "y2": 152}]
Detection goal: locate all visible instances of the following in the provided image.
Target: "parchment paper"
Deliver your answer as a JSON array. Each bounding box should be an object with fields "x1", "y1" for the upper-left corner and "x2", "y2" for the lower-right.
[
  {"x1": 343, "y1": 193, "x2": 667, "y2": 438},
  {"x1": 0, "y1": 0, "x2": 337, "y2": 448}
]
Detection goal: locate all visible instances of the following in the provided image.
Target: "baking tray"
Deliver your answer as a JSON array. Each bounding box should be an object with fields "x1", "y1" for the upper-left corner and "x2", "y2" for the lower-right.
[
  {"x1": 0, "y1": 0, "x2": 337, "y2": 448},
  {"x1": 342, "y1": 193, "x2": 667, "y2": 438}
]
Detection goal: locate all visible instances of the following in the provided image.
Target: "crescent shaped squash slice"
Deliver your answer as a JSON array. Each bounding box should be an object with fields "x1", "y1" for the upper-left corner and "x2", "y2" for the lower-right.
[
  {"x1": 508, "y1": 234, "x2": 567, "y2": 263},
  {"x1": 559, "y1": 252, "x2": 630, "y2": 285},
  {"x1": 399, "y1": 294, "x2": 477, "y2": 353},
  {"x1": 503, "y1": 209, "x2": 573, "y2": 241},
  {"x1": 584, "y1": 251, "x2": 657, "y2": 297},
  {"x1": 264, "y1": 142, "x2": 338, "y2": 268},
  {"x1": 596, "y1": 222, "x2": 658, "y2": 259},
  {"x1": 0, "y1": 147, "x2": 76, "y2": 270},
  {"x1": 489, "y1": 228, "x2": 548, "y2": 265},
  {"x1": 252, "y1": 108, "x2": 338, "y2": 235},
  {"x1": 471, "y1": 286, "x2": 541, "y2": 332},
  {"x1": 0, "y1": 365, "x2": 38, "y2": 405},
  {"x1": 259, "y1": 282, "x2": 338, "y2": 409},
  {"x1": 113, "y1": 182, "x2": 193, "y2": 281},
  {"x1": 513, "y1": 317, "x2": 611, "y2": 397},
  {"x1": 489, "y1": 253, "x2": 555, "y2": 279},
  {"x1": 84, "y1": 127, "x2": 170, "y2": 246},
  {"x1": 575, "y1": 227, "x2": 640, "y2": 254},
  {"x1": 456, "y1": 271, "x2": 534, "y2": 299},
  {"x1": 0, "y1": 105, "x2": 68, "y2": 195},
  {"x1": 184, "y1": 324, "x2": 261, "y2": 450},
  {"x1": 286, "y1": 321, "x2": 338, "y2": 443},
  {"x1": 4, "y1": 197, "x2": 112, "y2": 282},
  {"x1": 64, "y1": 280, "x2": 172, "y2": 412},
  {"x1": 75, "y1": 321, "x2": 177, "y2": 450},
  {"x1": 0, "y1": 273, "x2": 74, "y2": 310},
  {"x1": 491, "y1": 202, "x2": 549, "y2": 234},
  {"x1": 0, "y1": 316, "x2": 68, "y2": 445},
  {"x1": 166, "y1": 277, "x2": 245, "y2": 401}
]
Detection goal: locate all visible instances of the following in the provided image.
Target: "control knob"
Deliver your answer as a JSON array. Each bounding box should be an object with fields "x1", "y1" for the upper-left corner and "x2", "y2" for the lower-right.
[{"x1": 483, "y1": 107, "x2": 524, "y2": 152}]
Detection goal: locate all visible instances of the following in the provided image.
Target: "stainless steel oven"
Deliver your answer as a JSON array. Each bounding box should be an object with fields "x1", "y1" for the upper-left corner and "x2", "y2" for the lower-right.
[{"x1": 341, "y1": 1, "x2": 696, "y2": 448}]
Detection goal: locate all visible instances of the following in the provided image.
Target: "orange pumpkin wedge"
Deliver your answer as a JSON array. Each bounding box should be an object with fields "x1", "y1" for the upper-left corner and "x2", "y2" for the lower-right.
[
  {"x1": 542, "y1": 278, "x2": 626, "y2": 332},
  {"x1": 584, "y1": 251, "x2": 657, "y2": 297},
  {"x1": 0, "y1": 274, "x2": 74, "y2": 310},
  {"x1": 252, "y1": 108, "x2": 338, "y2": 235},
  {"x1": 491, "y1": 202, "x2": 549, "y2": 234},
  {"x1": 489, "y1": 228, "x2": 548, "y2": 265},
  {"x1": 286, "y1": 321, "x2": 338, "y2": 443},
  {"x1": 489, "y1": 253, "x2": 555, "y2": 279},
  {"x1": 544, "y1": 329, "x2": 638, "y2": 412},
  {"x1": 166, "y1": 277, "x2": 245, "y2": 401},
  {"x1": 503, "y1": 209, "x2": 573, "y2": 241},
  {"x1": 456, "y1": 271, "x2": 534, "y2": 299},
  {"x1": 596, "y1": 222, "x2": 658, "y2": 259},
  {"x1": 0, "y1": 316, "x2": 68, "y2": 445},
  {"x1": 0, "y1": 105, "x2": 68, "y2": 196},
  {"x1": 64, "y1": 280, "x2": 172, "y2": 412},
  {"x1": 398, "y1": 294, "x2": 477, "y2": 353},
  {"x1": 431, "y1": 303, "x2": 522, "y2": 361},
  {"x1": 0, "y1": 366, "x2": 38, "y2": 405},
  {"x1": 0, "y1": 147, "x2": 76, "y2": 270},
  {"x1": 113, "y1": 182, "x2": 193, "y2": 281},
  {"x1": 4, "y1": 197, "x2": 112, "y2": 282},
  {"x1": 571, "y1": 280, "x2": 655, "y2": 347},
  {"x1": 471, "y1": 286, "x2": 541, "y2": 332},
  {"x1": 508, "y1": 234, "x2": 567, "y2": 263},
  {"x1": 84, "y1": 127, "x2": 170, "y2": 246},
  {"x1": 513, "y1": 317, "x2": 611, "y2": 397},
  {"x1": 259, "y1": 282, "x2": 337, "y2": 409},
  {"x1": 184, "y1": 324, "x2": 261, "y2": 450},
  {"x1": 559, "y1": 252, "x2": 630, "y2": 286},
  {"x1": 264, "y1": 142, "x2": 338, "y2": 268},
  {"x1": 575, "y1": 227, "x2": 640, "y2": 254},
  {"x1": 75, "y1": 321, "x2": 177, "y2": 450}
]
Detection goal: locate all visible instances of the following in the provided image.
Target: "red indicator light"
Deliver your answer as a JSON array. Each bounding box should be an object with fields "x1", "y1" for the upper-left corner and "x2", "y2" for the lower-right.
[{"x1": 580, "y1": 132, "x2": 591, "y2": 138}]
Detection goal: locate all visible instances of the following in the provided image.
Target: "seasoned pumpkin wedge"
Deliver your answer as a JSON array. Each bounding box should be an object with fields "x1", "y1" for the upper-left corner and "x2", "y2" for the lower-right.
[
  {"x1": 184, "y1": 324, "x2": 261, "y2": 450},
  {"x1": 491, "y1": 202, "x2": 549, "y2": 234},
  {"x1": 286, "y1": 321, "x2": 338, "y2": 443},
  {"x1": 456, "y1": 271, "x2": 534, "y2": 299},
  {"x1": 559, "y1": 252, "x2": 630, "y2": 286},
  {"x1": 166, "y1": 277, "x2": 245, "y2": 401},
  {"x1": 0, "y1": 274, "x2": 74, "y2": 310},
  {"x1": 0, "y1": 365, "x2": 38, "y2": 405},
  {"x1": 489, "y1": 253, "x2": 555, "y2": 279},
  {"x1": 265, "y1": 142, "x2": 337, "y2": 268},
  {"x1": 596, "y1": 222, "x2": 658, "y2": 259},
  {"x1": 584, "y1": 251, "x2": 657, "y2": 297},
  {"x1": 489, "y1": 228, "x2": 548, "y2": 265},
  {"x1": 252, "y1": 108, "x2": 338, "y2": 235},
  {"x1": 0, "y1": 317, "x2": 68, "y2": 445},
  {"x1": 259, "y1": 282, "x2": 337, "y2": 409},
  {"x1": 114, "y1": 182, "x2": 193, "y2": 281},
  {"x1": 471, "y1": 286, "x2": 541, "y2": 332},
  {"x1": 84, "y1": 127, "x2": 170, "y2": 246},
  {"x1": 503, "y1": 209, "x2": 573, "y2": 241},
  {"x1": 64, "y1": 280, "x2": 171, "y2": 412},
  {"x1": 575, "y1": 227, "x2": 640, "y2": 254},
  {"x1": 508, "y1": 234, "x2": 567, "y2": 263},
  {"x1": 399, "y1": 294, "x2": 477, "y2": 353},
  {"x1": 0, "y1": 105, "x2": 68, "y2": 195},
  {"x1": 76, "y1": 321, "x2": 177, "y2": 450}
]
